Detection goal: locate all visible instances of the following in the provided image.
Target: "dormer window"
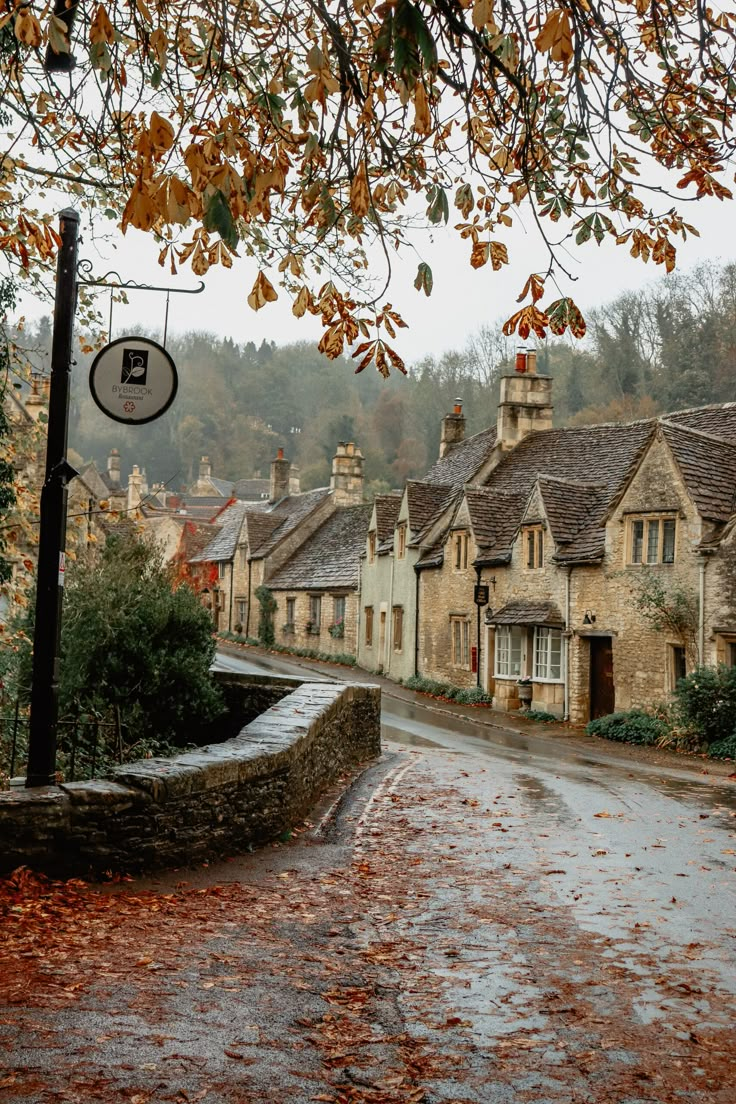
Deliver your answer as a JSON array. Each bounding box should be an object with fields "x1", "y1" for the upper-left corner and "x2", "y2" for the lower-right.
[
  {"x1": 454, "y1": 530, "x2": 469, "y2": 571},
  {"x1": 523, "y1": 525, "x2": 544, "y2": 570},
  {"x1": 628, "y1": 515, "x2": 676, "y2": 565},
  {"x1": 368, "y1": 531, "x2": 376, "y2": 563},
  {"x1": 396, "y1": 523, "x2": 407, "y2": 559}
]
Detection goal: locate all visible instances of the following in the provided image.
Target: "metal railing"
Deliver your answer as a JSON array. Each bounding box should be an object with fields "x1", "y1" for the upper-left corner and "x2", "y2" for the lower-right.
[{"x1": 0, "y1": 701, "x2": 124, "y2": 784}]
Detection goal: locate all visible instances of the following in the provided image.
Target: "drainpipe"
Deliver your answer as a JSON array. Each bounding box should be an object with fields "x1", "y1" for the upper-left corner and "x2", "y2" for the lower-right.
[
  {"x1": 475, "y1": 565, "x2": 482, "y2": 688},
  {"x1": 245, "y1": 559, "x2": 253, "y2": 638},
  {"x1": 698, "y1": 557, "x2": 707, "y2": 665},
  {"x1": 414, "y1": 565, "x2": 421, "y2": 678},
  {"x1": 564, "y1": 566, "x2": 572, "y2": 721},
  {"x1": 228, "y1": 561, "x2": 234, "y2": 632},
  {"x1": 386, "y1": 543, "x2": 396, "y2": 678}
]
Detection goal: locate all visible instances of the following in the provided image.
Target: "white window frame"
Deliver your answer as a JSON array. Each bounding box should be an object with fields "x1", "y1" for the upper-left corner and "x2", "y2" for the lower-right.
[
  {"x1": 333, "y1": 595, "x2": 346, "y2": 624},
  {"x1": 495, "y1": 625, "x2": 526, "y2": 678},
  {"x1": 533, "y1": 627, "x2": 564, "y2": 682}
]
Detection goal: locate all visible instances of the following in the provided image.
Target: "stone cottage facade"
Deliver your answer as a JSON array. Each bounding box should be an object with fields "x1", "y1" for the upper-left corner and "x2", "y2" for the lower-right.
[
  {"x1": 358, "y1": 360, "x2": 736, "y2": 723},
  {"x1": 189, "y1": 442, "x2": 369, "y2": 652}
]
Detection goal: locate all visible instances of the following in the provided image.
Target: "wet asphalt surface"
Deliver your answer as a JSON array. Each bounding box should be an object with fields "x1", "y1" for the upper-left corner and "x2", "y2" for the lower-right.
[{"x1": 1, "y1": 650, "x2": 735, "y2": 1102}]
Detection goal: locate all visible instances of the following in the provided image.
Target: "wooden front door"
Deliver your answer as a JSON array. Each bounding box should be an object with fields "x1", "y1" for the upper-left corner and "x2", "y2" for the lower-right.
[{"x1": 589, "y1": 637, "x2": 615, "y2": 719}]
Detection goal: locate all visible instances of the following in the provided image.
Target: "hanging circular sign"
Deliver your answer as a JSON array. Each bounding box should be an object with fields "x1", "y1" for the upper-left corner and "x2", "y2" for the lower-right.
[{"x1": 89, "y1": 336, "x2": 178, "y2": 425}]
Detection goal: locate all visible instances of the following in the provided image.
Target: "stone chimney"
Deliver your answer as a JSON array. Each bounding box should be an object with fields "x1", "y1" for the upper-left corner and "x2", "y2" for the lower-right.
[
  {"x1": 199, "y1": 456, "x2": 211, "y2": 481},
  {"x1": 289, "y1": 464, "x2": 301, "y2": 495},
  {"x1": 330, "y1": 441, "x2": 364, "y2": 505},
  {"x1": 496, "y1": 348, "x2": 553, "y2": 452},
  {"x1": 24, "y1": 376, "x2": 44, "y2": 421},
  {"x1": 107, "y1": 448, "x2": 121, "y2": 488},
  {"x1": 439, "y1": 398, "x2": 466, "y2": 458},
  {"x1": 270, "y1": 447, "x2": 291, "y2": 502},
  {"x1": 127, "y1": 464, "x2": 143, "y2": 513}
]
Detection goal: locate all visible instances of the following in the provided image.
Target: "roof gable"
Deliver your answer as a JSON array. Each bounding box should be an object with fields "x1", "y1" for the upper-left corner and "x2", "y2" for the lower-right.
[
  {"x1": 661, "y1": 420, "x2": 736, "y2": 522},
  {"x1": 268, "y1": 504, "x2": 372, "y2": 591}
]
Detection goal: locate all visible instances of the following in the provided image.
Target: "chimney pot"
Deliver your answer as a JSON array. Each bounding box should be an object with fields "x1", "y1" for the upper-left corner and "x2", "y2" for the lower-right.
[
  {"x1": 270, "y1": 449, "x2": 291, "y2": 501},
  {"x1": 515, "y1": 348, "x2": 528, "y2": 373},
  {"x1": 277, "y1": 447, "x2": 284, "y2": 460}
]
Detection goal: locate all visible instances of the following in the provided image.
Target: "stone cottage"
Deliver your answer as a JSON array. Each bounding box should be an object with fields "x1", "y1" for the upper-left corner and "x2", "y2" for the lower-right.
[
  {"x1": 189, "y1": 442, "x2": 367, "y2": 647},
  {"x1": 358, "y1": 359, "x2": 736, "y2": 723}
]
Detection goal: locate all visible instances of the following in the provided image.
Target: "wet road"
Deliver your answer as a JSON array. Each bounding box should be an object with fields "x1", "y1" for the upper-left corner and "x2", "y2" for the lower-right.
[
  {"x1": 216, "y1": 647, "x2": 736, "y2": 992},
  {"x1": 2, "y1": 652, "x2": 735, "y2": 1102}
]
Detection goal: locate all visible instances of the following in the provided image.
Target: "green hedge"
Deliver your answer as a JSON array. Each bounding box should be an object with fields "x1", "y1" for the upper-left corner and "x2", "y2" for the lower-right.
[
  {"x1": 403, "y1": 675, "x2": 492, "y2": 706},
  {"x1": 586, "y1": 709, "x2": 670, "y2": 746}
]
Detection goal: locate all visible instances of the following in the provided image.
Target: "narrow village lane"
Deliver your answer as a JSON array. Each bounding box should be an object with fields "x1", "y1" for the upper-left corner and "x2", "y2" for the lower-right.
[{"x1": 2, "y1": 699, "x2": 735, "y2": 1103}]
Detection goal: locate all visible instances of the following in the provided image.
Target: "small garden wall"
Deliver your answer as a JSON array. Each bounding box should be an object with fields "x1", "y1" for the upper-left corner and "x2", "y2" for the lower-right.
[{"x1": 0, "y1": 678, "x2": 381, "y2": 878}]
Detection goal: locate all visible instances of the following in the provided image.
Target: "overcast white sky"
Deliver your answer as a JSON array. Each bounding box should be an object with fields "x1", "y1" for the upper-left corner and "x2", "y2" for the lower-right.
[{"x1": 17, "y1": 192, "x2": 731, "y2": 369}]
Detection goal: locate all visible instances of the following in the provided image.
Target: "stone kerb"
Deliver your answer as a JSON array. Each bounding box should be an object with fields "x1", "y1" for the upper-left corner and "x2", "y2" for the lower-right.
[{"x1": 0, "y1": 679, "x2": 381, "y2": 878}]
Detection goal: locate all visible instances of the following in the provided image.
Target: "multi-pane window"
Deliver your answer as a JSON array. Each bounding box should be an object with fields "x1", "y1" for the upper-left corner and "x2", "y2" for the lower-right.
[
  {"x1": 333, "y1": 595, "x2": 346, "y2": 624},
  {"x1": 308, "y1": 594, "x2": 321, "y2": 632},
  {"x1": 669, "y1": 644, "x2": 687, "y2": 691},
  {"x1": 368, "y1": 531, "x2": 377, "y2": 563},
  {"x1": 365, "y1": 606, "x2": 374, "y2": 647},
  {"x1": 236, "y1": 599, "x2": 247, "y2": 626},
  {"x1": 523, "y1": 526, "x2": 544, "y2": 569},
  {"x1": 495, "y1": 626, "x2": 525, "y2": 678},
  {"x1": 396, "y1": 524, "x2": 407, "y2": 559},
  {"x1": 286, "y1": 597, "x2": 295, "y2": 626},
  {"x1": 533, "y1": 627, "x2": 563, "y2": 681},
  {"x1": 451, "y1": 617, "x2": 470, "y2": 667},
  {"x1": 629, "y1": 516, "x2": 676, "y2": 564},
  {"x1": 454, "y1": 531, "x2": 469, "y2": 571},
  {"x1": 392, "y1": 606, "x2": 404, "y2": 652},
  {"x1": 217, "y1": 561, "x2": 226, "y2": 579}
]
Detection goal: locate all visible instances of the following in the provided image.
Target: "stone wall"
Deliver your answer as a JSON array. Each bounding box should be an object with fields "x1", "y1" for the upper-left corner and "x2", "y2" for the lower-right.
[{"x1": 0, "y1": 679, "x2": 380, "y2": 878}]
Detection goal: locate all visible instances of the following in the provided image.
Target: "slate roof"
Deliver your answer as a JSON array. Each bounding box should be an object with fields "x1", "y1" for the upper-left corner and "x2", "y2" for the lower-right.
[
  {"x1": 233, "y1": 478, "x2": 271, "y2": 501},
  {"x1": 374, "y1": 493, "x2": 402, "y2": 545},
  {"x1": 268, "y1": 504, "x2": 372, "y2": 591},
  {"x1": 465, "y1": 488, "x2": 527, "y2": 565},
  {"x1": 661, "y1": 420, "x2": 736, "y2": 522},
  {"x1": 249, "y1": 488, "x2": 331, "y2": 560},
  {"x1": 422, "y1": 426, "x2": 497, "y2": 486},
  {"x1": 667, "y1": 402, "x2": 736, "y2": 442},
  {"x1": 492, "y1": 601, "x2": 564, "y2": 627},
  {"x1": 177, "y1": 519, "x2": 221, "y2": 561},
  {"x1": 175, "y1": 496, "x2": 235, "y2": 522},
  {"x1": 406, "y1": 481, "x2": 456, "y2": 539},
  {"x1": 190, "y1": 501, "x2": 248, "y2": 563},
  {"x1": 244, "y1": 510, "x2": 284, "y2": 553},
  {"x1": 209, "y1": 476, "x2": 236, "y2": 497}
]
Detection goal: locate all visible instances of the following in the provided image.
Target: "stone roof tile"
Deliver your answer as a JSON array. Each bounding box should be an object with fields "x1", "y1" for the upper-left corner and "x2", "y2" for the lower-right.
[
  {"x1": 268, "y1": 504, "x2": 373, "y2": 590},
  {"x1": 661, "y1": 420, "x2": 736, "y2": 522},
  {"x1": 374, "y1": 493, "x2": 402, "y2": 544},
  {"x1": 422, "y1": 426, "x2": 497, "y2": 486}
]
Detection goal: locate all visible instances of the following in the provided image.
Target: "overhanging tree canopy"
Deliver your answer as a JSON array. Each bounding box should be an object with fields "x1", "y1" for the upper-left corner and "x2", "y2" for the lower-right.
[{"x1": 2, "y1": 0, "x2": 735, "y2": 373}]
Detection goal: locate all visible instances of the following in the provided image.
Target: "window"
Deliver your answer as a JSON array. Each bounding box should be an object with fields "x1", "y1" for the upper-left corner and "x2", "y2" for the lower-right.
[
  {"x1": 453, "y1": 531, "x2": 469, "y2": 571},
  {"x1": 451, "y1": 617, "x2": 470, "y2": 667},
  {"x1": 236, "y1": 599, "x2": 247, "y2": 626},
  {"x1": 495, "y1": 626, "x2": 525, "y2": 678},
  {"x1": 392, "y1": 606, "x2": 404, "y2": 652},
  {"x1": 365, "y1": 606, "x2": 374, "y2": 647},
  {"x1": 286, "y1": 597, "x2": 295, "y2": 626},
  {"x1": 533, "y1": 627, "x2": 563, "y2": 681},
  {"x1": 308, "y1": 595, "x2": 321, "y2": 632},
  {"x1": 523, "y1": 526, "x2": 544, "y2": 569},
  {"x1": 217, "y1": 561, "x2": 226, "y2": 579},
  {"x1": 669, "y1": 644, "x2": 687, "y2": 690},
  {"x1": 333, "y1": 595, "x2": 346, "y2": 624},
  {"x1": 396, "y1": 524, "x2": 407, "y2": 559},
  {"x1": 368, "y1": 531, "x2": 377, "y2": 563},
  {"x1": 239, "y1": 545, "x2": 248, "y2": 570},
  {"x1": 730, "y1": 643, "x2": 736, "y2": 668},
  {"x1": 628, "y1": 516, "x2": 676, "y2": 564}
]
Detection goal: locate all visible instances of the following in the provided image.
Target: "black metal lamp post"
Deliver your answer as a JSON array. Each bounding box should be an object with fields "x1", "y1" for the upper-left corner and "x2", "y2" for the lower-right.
[{"x1": 26, "y1": 209, "x2": 79, "y2": 787}]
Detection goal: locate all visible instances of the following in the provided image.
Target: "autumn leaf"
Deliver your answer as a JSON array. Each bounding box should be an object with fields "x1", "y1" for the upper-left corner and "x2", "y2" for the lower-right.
[
  {"x1": 149, "y1": 112, "x2": 175, "y2": 153},
  {"x1": 247, "y1": 272, "x2": 278, "y2": 312},
  {"x1": 502, "y1": 304, "x2": 549, "y2": 339},
  {"x1": 413, "y1": 261, "x2": 433, "y2": 296},
  {"x1": 546, "y1": 296, "x2": 586, "y2": 337},
  {"x1": 349, "y1": 163, "x2": 370, "y2": 218},
  {"x1": 90, "y1": 4, "x2": 115, "y2": 45},
  {"x1": 536, "y1": 9, "x2": 574, "y2": 64},
  {"x1": 14, "y1": 10, "x2": 42, "y2": 47},
  {"x1": 517, "y1": 273, "x2": 545, "y2": 303}
]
